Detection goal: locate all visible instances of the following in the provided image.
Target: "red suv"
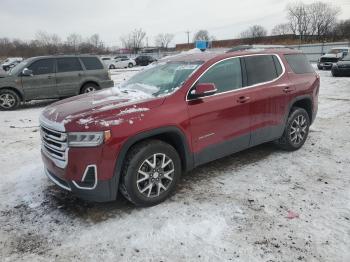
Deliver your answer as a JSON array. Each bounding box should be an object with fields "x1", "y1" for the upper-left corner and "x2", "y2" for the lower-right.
[{"x1": 40, "y1": 49, "x2": 319, "y2": 206}]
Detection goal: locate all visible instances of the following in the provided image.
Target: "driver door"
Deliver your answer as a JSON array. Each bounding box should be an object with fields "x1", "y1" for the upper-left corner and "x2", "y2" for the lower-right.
[
  {"x1": 187, "y1": 57, "x2": 252, "y2": 165},
  {"x1": 21, "y1": 58, "x2": 58, "y2": 100}
]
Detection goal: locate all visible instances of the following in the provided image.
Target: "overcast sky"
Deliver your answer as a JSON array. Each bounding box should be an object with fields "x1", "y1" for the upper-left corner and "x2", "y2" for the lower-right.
[{"x1": 1, "y1": 0, "x2": 349, "y2": 47}]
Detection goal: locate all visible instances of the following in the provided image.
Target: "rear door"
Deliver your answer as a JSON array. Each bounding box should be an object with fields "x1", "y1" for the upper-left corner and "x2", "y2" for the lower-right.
[
  {"x1": 187, "y1": 57, "x2": 251, "y2": 165},
  {"x1": 55, "y1": 57, "x2": 84, "y2": 97},
  {"x1": 21, "y1": 58, "x2": 57, "y2": 99},
  {"x1": 243, "y1": 54, "x2": 288, "y2": 146}
]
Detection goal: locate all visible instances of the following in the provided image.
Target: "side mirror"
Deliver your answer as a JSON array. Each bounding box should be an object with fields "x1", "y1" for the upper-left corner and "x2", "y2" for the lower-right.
[
  {"x1": 22, "y1": 68, "x2": 33, "y2": 76},
  {"x1": 190, "y1": 83, "x2": 217, "y2": 98}
]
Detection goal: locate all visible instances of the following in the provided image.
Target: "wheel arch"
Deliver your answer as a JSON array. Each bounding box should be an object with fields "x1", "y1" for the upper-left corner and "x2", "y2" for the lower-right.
[
  {"x1": 112, "y1": 126, "x2": 194, "y2": 198},
  {"x1": 0, "y1": 87, "x2": 24, "y2": 101},
  {"x1": 289, "y1": 96, "x2": 313, "y2": 122}
]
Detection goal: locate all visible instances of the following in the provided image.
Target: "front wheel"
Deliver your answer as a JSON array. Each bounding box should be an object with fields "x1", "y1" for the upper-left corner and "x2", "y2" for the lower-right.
[
  {"x1": 275, "y1": 107, "x2": 310, "y2": 151},
  {"x1": 119, "y1": 140, "x2": 181, "y2": 206},
  {"x1": 0, "y1": 89, "x2": 20, "y2": 110},
  {"x1": 81, "y1": 83, "x2": 99, "y2": 94},
  {"x1": 109, "y1": 64, "x2": 116, "y2": 69}
]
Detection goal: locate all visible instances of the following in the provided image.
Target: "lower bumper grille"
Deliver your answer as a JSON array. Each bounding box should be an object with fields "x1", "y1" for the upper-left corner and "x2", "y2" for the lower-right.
[{"x1": 45, "y1": 169, "x2": 71, "y2": 191}]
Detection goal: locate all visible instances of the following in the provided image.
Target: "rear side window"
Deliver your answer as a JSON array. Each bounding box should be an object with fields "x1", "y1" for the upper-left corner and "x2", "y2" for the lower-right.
[
  {"x1": 244, "y1": 55, "x2": 278, "y2": 86},
  {"x1": 198, "y1": 57, "x2": 242, "y2": 93},
  {"x1": 28, "y1": 59, "x2": 54, "y2": 75},
  {"x1": 284, "y1": 54, "x2": 314, "y2": 74},
  {"x1": 57, "y1": 57, "x2": 83, "y2": 73},
  {"x1": 81, "y1": 57, "x2": 104, "y2": 70}
]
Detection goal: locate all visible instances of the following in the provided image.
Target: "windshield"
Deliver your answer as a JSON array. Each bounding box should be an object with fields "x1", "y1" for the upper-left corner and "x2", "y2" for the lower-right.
[
  {"x1": 119, "y1": 62, "x2": 202, "y2": 97},
  {"x1": 329, "y1": 49, "x2": 346, "y2": 54},
  {"x1": 8, "y1": 60, "x2": 28, "y2": 76}
]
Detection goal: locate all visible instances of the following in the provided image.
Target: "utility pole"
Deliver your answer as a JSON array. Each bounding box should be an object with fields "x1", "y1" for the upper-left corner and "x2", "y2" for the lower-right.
[{"x1": 185, "y1": 31, "x2": 190, "y2": 49}]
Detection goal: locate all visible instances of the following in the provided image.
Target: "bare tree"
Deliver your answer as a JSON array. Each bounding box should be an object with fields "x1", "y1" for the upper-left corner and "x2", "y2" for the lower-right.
[
  {"x1": 335, "y1": 19, "x2": 350, "y2": 39},
  {"x1": 309, "y1": 2, "x2": 340, "y2": 40},
  {"x1": 271, "y1": 23, "x2": 292, "y2": 36},
  {"x1": 240, "y1": 25, "x2": 267, "y2": 39},
  {"x1": 120, "y1": 29, "x2": 146, "y2": 53},
  {"x1": 35, "y1": 31, "x2": 62, "y2": 54},
  {"x1": 286, "y1": 2, "x2": 312, "y2": 41},
  {"x1": 155, "y1": 33, "x2": 174, "y2": 49},
  {"x1": 89, "y1": 34, "x2": 100, "y2": 48},
  {"x1": 193, "y1": 30, "x2": 211, "y2": 41},
  {"x1": 66, "y1": 33, "x2": 83, "y2": 50}
]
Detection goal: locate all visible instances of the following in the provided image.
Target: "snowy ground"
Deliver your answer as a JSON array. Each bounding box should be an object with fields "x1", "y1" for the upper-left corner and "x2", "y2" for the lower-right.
[{"x1": 0, "y1": 68, "x2": 349, "y2": 262}]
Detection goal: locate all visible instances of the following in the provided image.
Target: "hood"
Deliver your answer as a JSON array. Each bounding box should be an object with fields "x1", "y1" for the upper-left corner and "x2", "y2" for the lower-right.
[
  {"x1": 41, "y1": 87, "x2": 165, "y2": 131},
  {"x1": 0, "y1": 72, "x2": 9, "y2": 78},
  {"x1": 336, "y1": 60, "x2": 350, "y2": 67}
]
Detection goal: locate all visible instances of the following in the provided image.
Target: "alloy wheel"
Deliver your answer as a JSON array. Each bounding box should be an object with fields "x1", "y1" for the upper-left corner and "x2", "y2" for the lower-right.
[
  {"x1": 84, "y1": 86, "x2": 96, "y2": 93},
  {"x1": 289, "y1": 114, "x2": 307, "y2": 145},
  {"x1": 0, "y1": 93, "x2": 16, "y2": 109},
  {"x1": 136, "y1": 153, "x2": 175, "y2": 198}
]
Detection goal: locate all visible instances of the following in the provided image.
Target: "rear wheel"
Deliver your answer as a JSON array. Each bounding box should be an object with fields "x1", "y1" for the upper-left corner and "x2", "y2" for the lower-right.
[
  {"x1": 0, "y1": 89, "x2": 20, "y2": 110},
  {"x1": 128, "y1": 63, "x2": 134, "y2": 68},
  {"x1": 119, "y1": 140, "x2": 181, "y2": 206},
  {"x1": 81, "y1": 83, "x2": 99, "y2": 94},
  {"x1": 275, "y1": 107, "x2": 310, "y2": 151}
]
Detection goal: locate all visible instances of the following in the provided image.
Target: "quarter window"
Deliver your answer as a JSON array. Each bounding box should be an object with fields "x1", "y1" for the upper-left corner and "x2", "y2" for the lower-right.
[
  {"x1": 197, "y1": 58, "x2": 242, "y2": 93},
  {"x1": 81, "y1": 57, "x2": 104, "y2": 70},
  {"x1": 244, "y1": 55, "x2": 279, "y2": 86},
  {"x1": 28, "y1": 59, "x2": 54, "y2": 75},
  {"x1": 57, "y1": 57, "x2": 83, "y2": 73},
  {"x1": 285, "y1": 54, "x2": 314, "y2": 74}
]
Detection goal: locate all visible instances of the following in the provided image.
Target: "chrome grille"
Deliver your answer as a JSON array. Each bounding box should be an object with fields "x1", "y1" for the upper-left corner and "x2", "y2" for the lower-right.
[{"x1": 40, "y1": 125, "x2": 68, "y2": 168}]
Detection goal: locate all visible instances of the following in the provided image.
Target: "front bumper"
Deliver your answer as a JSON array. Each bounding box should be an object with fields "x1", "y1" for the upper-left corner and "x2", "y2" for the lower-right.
[
  {"x1": 100, "y1": 80, "x2": 114, "y2": 89},
  {"x1": 317, "y1": 62, "x2": 333, "y2": 70},
  {"x1": 42, "y1": 149, "x2": 118, "y2": 202}
]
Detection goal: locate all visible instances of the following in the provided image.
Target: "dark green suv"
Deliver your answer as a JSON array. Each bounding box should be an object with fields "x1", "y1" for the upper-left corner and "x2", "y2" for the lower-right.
[{"x1": 0, "y1": 55, "x2": 114, "y2": 110}]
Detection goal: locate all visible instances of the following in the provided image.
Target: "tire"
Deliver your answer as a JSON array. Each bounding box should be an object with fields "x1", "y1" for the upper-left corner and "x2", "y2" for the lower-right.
[
  {"x1": 0, "y1": 89, "x2": 20, "y2": 110},
  {"x1": 275, "y1": 107, "x2": 310, "y2": 151},
  {"x1": 80, "y1": 83, "x2": 99, "y2": 94},
  {"x1": 317, "y1": 66, "x2": 322, "y2": 70},
  {"x1": 332, "y1": 70, "x2": 338, "y2": 77},
  {"x1": 119, "y1": 139, "x2": 181, "y2": 206},
  {"x1": 128, "y1": 63, "x2": 134, "y2": 68},
  {"x1": 109, "y1": 64, "x2": 116, "y2": 69}
]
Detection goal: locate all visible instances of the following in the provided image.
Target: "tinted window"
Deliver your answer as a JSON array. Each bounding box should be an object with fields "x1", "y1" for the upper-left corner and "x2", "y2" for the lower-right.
[
  {"x1": 81, "y1": 57, "x2": 104, "y2": 70},
  {"x1": 28, "y1": 59, "x2": 54, "y2": 75},
  {"x1": 285, "y1": 54, "x2": 314, "y2": 74},
  {"x1": 197, "y1": 58, "x2": 242, "y2": 93},
  {"x1": 244, "y1": 55, "x2": 278, "y2": 86},
  {"x1": 57, "y1": 57, "x2": 82, "y2": 73},
  {"x1": 273, "y1": 55, "x2": 283, "y2": 76}
]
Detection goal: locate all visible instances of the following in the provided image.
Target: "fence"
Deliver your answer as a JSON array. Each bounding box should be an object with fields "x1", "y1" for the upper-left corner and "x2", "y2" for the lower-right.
[{"x1": 287, "y1": 41, "x2": 350, "y2": 62}]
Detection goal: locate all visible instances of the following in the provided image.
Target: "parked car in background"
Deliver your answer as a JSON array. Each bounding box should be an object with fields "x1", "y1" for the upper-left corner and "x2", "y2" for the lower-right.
[
  {"x1": 135, "y1": 55, "x2": 157, "y2": 66},
  {"x1": 1, "y1": 57, "x2": 23, "y2": 71},
  {"x1": 331, "y1": 54, "x2": 350, "y2": 77},
  {"x1": 101, "y1": 57, "x2": 113, "y2": 66},
  {"x1": 317, "y1": 47, "x2": 350, "y2": 70},
  {"x1": 39, "y1": 49, "x2": 319, "y2": 206},
  {"x1": 0, "y1": 55, "x2": 113, "y2": 110},
  {"x1": 108, "y1": 57, "x2": 136, "y2": 69}
]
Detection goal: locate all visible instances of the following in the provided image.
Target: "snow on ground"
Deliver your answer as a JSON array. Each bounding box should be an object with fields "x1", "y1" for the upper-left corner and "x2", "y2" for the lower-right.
[{"x1": 0, "y1": 68, "x2": 350, "y2": 262}]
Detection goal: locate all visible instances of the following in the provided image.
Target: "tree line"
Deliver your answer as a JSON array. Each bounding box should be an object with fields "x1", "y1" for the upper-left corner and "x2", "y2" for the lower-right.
[{"x1": 193, "y1": 2, "x2": 349, "y2": 44}]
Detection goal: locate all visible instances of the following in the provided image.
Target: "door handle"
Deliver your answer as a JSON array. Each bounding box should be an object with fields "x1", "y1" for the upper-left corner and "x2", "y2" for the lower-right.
[
  {"x1": 237, "y1": 96, "x2": 250, "y2": 103},
  {"x1": 47, "y1": 75, "x2": 53, "y2": 79},
  {"x1": 283, "y1": 86, "x2": 293, "y2": 93}
]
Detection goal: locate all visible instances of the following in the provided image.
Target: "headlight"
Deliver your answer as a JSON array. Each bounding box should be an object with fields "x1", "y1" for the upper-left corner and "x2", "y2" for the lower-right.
[{"x1": 68, "y1": 132, "x2": 104, "y2": 147}]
